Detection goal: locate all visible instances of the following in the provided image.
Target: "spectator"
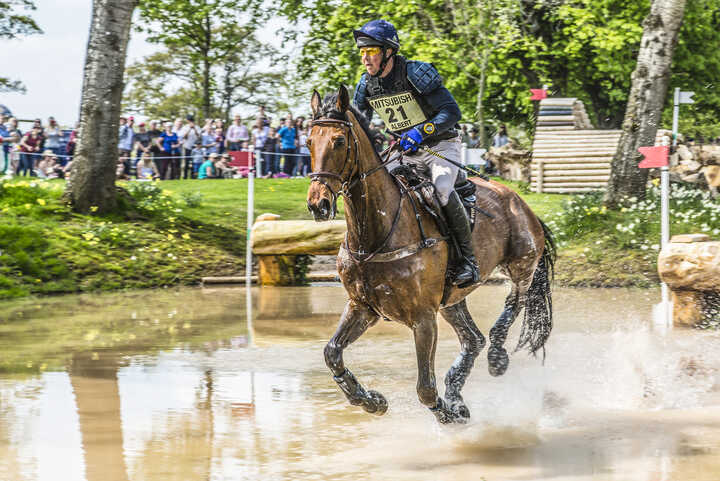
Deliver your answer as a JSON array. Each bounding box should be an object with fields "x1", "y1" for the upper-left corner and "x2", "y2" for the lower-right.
[
  {"x1": 492, "y1": 124, "x2": 509, "y2": 148},
  {"x1": 136, "y1": 151, "x2": 160, "y2": 180},
  {"x1": 257, "y1": 105, "x2": 270, "y2": 127},
  {"x1": 159, "y1": 122, "x2": 179, "y2": 180},
  {"x1": 117, "y1": 116, "x2": 134, "y2": 174},
  {"x1": 226, "y1": 115, "x2": 249, "y2": 151},
  {"x1": 148, "y1": 120, "x2": 163, "y2": 159},
  {"x1": 178, "y1": 114, "x2": 201, "y2": 179},
  {"x1": 277, "y1": 118, "x2": 297, "y2": 176},
  {"x1": 0, "y1": 118, "x2": 9, "y2": 174},
  {"x1": 214, "y1": 126, "x2": 226, "y2": 155},
  {"x1": 172, "y1": 118, "x2": 184, "y2": 134},
  {"x1": 216, "y1": 152, "x2": 238, "y2": 178},
  {"x1": 65, "y1": 122, "x2": 78, "y2": 165},
  {"x1": 460, "y1": 125, "x2": 470, "y2": 145},
  {"x1": 36, "y1": 150, "x2": 55, "y2": 178},
  {"x1": 250, "y1": 118, "x2": 269, "y2": 174},
  {"x1": 44, "y1": 117, "x2": 62, "y2": 159},
  {"x1": 468, "y1": 127, "x2": 481, "y2": 148},
  {"x1": 116, "y1": 155, "x2": 129, "y2": 180},
  {"x1": 201, "y1": 125, "x2": 219, "y2": 155},
  {"x1": 6, "y1": 117, "x2": 21, "y2": 173},
  {"x1": 261, "y1": 126, "x2": 278, "y2": 177},
  {"x1": 198, "y1": 152, "x2": 218, "y2": 179},
  {"x1": 191, "y1": 142, "x2": 204, "y2": 177},
  {"x1": 18, "y1": 126, "x2": 42, "y2": 176},
  {"x1": 133, "y1": 122, "x2": 152, "y2": 169},
  {"x1": 297, "y1": 126, "x2": 310, "y2": 176}
]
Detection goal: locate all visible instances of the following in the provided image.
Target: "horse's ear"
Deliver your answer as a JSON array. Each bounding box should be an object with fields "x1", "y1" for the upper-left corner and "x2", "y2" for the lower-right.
[
  {"x1": 311, "y1": 90, "x2": 322, "y2": 118},
  {"x1": 336, "y1": 85, "x2": 350, "y2": 113}
]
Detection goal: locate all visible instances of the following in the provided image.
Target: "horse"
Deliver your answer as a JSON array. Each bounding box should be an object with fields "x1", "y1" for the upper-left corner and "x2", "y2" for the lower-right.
[{"x1": 306, "y1": 85, "x2": 556, "y2": 423}]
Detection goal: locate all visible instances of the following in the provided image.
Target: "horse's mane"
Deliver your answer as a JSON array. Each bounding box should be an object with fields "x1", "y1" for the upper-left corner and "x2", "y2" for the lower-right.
[{"x1": 316, "y1": 92, "x2": 380, "y2": 160}]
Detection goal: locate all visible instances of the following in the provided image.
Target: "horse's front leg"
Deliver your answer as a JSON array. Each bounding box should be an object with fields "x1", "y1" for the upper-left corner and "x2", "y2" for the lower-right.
[
  {"x1": 414, "y1": 317, "x2": 466, "y2": 424},
  {"x1": 325, "y1": 301, "x2": 387, "y2": 415}
]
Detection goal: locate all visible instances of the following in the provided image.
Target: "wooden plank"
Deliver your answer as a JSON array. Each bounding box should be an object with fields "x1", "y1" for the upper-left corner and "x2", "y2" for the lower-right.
[
  {"x1": 534, "y1": 175, "x2": 610, "y2": 182},
  {"x1": 528, "y1": 187, "x2": 604, "y2": 193},
  {"x1": 535, "y1": 129, "x2": 622, "y2": 135},
  {"x1": 537, "y1": 115, "x2": 576, "y2": 122},
  {"x1": 531, "y1": 168, "x2": 610, "y2": 175},
  {"x1": 532, "y1": 153, "x2": 614, "y2": 159},
  {"x1": 530, "y1": 181, "x2": 607, "y2": 188},
  {"x1": 531, "y1": 147, "x2": 618, "y2": 153}
]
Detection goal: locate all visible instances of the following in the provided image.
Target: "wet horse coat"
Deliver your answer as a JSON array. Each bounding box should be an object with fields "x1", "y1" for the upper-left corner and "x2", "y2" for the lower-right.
[{"x1": 307, "y1": 86, "x2": 555, "y2": 423}]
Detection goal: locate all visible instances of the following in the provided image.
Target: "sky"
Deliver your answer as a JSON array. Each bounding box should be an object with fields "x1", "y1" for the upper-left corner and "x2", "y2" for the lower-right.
[{"x1": 0, "y1": 1, "x2": 297, "y2": 127}]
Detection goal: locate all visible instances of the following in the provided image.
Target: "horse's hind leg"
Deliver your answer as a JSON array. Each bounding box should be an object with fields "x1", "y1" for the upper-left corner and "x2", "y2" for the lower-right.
[
  {"x1": 324, "y1": 301, "x2": 387, "y2": 415},
  {"x1": 439, "y1": 299, "x2": 485, "y2": 419},
  {"x1": 414, "y1": 316, "x2": 465, "y2": 424},
  {"x1": 487, "y1": 283, "x2": 525, "y2": 377}
]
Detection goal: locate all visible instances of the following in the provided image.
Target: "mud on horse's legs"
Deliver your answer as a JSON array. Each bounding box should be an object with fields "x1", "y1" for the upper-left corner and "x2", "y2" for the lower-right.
[
  {"x1": 324, "y1": 301, "x2": 387, "y2": 415},
  {"x1": 439, "y1": 299, "x2": 486, "y2": 419},
  {"x1": 487, "y1": 285, "x2": 524, "y2": 377},
  {"x1": 414, "y1": 316, "x2": 466, "y2": 424}
]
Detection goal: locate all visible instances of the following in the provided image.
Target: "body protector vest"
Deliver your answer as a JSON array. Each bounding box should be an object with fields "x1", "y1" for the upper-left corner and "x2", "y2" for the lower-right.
[{"x1": 365, "y1": 56, "x2": 456, "y2": 141}]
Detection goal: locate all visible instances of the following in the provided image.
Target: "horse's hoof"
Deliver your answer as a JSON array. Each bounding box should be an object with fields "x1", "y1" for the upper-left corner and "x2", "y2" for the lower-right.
[
  {"x1": 488, "y1": 346, "x2": 509, "y2": 377},
  {"x1": 453, "y1": 401, "x2": 471, "y2": 419},
  {"x1": 364, "y1": 390, "x2": 388, "y2": 415},
  {"x1": 431, "y1": 398, "x2": 468, "y2": 424}
]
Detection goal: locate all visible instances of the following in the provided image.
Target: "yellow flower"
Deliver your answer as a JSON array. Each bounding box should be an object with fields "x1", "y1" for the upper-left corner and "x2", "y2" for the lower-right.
[
  {"x1": 90, "y1": 206, "x2": 98, "y2": 212},
  {"x1": 36, "y1": 198, "x2": 46, "y2": 206},
  {"x1": 24, "y1": 203, "x2": 31, "y2": 209},
  {"x1": 181, "y1": 233, "x2": 190, "y2": 240},
  {"x1": 167, "y1": 234, "x2": 174, "y2": 240},
  {"x1": 82, "y1": 232, "x2": 94, "y2": 240}
]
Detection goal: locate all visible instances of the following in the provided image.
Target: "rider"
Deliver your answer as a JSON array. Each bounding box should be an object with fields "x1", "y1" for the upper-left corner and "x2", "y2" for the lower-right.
[{"x1": 352, "y1": 19, "x2": 479, "y2": 287}]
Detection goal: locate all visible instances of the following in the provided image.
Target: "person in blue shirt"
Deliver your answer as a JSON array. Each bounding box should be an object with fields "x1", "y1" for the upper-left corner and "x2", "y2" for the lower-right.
[
  {"x1": 277, "y1": 118, "x2": 297, "y2": 176},
  {"x1": 0, "y1": 121, "x2": 9, "y2": 174},
  {"x1": 352, "y1": 19, "x2": 478, "y2": 287},
  {"x1": 159, "y1": 122, "x2": 179, "y2": 180}
]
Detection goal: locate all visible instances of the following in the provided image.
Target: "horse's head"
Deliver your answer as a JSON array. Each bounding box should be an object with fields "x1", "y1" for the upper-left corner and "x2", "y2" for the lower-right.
[{"x1": 306, "y1": 85, "x2": 357, "y2": 221}]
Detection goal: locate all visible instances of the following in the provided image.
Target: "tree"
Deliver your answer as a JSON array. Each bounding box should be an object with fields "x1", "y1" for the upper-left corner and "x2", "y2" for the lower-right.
[
  {"x1": 136, "y1": 0, "x2": 269, "y2": 119},
  {"x1": 0, "y1": 0, "x2": 42, "y2": 93},
  {"x1": 605, "y1": 0, "x2": 687, "y2": 207},
  {"x1": 65, "y1": 0, "x2": 137, "y2": 214},
  {"x1": 124, "y1": 23, "x2": 287, "y2": 122}
]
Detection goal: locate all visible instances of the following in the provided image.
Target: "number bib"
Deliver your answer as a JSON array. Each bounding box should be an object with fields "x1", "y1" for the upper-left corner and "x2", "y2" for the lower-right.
[{"x1": 368, "y1": 91, "x2": 428, "y2": 132}]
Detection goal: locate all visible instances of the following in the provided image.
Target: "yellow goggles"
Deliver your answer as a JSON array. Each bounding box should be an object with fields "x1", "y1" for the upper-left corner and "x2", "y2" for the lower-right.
[{"x1": 359, "y1": 46, "x2": 382, "y2": 57}]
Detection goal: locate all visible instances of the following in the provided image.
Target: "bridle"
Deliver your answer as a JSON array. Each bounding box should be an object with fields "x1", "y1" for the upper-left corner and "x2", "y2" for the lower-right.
[
  {"x1": 308, "y1": 115, "x2": 407, "y2": 263},
  {"x1": 308, "y1": 117, "x2": 394, "y2": 219}
]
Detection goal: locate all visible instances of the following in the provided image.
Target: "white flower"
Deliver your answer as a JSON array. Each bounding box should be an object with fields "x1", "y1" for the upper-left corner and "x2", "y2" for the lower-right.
[{"x1": 130, "y1": 255, "x2": 136, "y2": 261}]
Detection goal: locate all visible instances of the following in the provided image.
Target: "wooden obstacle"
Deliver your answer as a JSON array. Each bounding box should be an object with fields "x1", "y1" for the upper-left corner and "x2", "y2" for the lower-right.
[
  {"x1": 531, "y1": 98, "x2": 621, "y2": 193},
  {"x1": 250, "y1": 215, "x2": 346, "y2": 286}
]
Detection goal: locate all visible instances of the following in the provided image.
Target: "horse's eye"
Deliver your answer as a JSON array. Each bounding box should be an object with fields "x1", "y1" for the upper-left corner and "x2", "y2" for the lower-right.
[
  {"x1": 333, "y1": 137, "x2": 345, "y2": 148},
  {"x1": 306, "y1": 138, "x2": 312, "y2": 147}
]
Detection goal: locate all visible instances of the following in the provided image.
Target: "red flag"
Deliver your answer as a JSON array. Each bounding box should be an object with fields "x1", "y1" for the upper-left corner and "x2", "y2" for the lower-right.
[
  {"x1": 530, "y1": 89, "x2": 547, "y2": 101},
  {"x1": 638, "y1": 146, "x2": 669, "y2": 168}
]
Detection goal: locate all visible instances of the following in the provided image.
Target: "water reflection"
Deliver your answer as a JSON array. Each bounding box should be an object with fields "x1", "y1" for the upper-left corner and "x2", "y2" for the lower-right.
[{"x1": 1, "y1": 285, "x2": 720, "y2": 480}]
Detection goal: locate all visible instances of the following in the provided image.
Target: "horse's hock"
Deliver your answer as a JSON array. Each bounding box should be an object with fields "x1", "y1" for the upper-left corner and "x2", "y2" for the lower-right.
[
  {"x1": 658, "y1": 234, "x2": 720, "y2": 327},
  {"x1": 250, "y1": 214, "x2": 345, "y2": 285}
]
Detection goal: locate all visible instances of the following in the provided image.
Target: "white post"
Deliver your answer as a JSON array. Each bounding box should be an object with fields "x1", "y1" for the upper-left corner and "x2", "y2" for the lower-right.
[
  {"x1": 461, "y1": 142, "x2": 468, "y2": 166},
  {"x1": 246, "y1": 163, "x2": 255, "y2": 346}
]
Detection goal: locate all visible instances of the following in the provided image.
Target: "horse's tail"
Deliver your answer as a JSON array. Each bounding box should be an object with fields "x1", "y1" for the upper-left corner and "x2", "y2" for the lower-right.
[{"x1": 516, "y1": 219, "x2": 556, "y2": 359}]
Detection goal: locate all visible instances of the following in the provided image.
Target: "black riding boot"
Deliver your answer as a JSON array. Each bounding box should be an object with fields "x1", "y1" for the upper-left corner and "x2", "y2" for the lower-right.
[{"x1": 443, "y1": 191, "x2": 479, "y2": 287}]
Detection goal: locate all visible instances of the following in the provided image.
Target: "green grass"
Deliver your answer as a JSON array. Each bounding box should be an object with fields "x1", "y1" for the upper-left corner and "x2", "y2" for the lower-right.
[{"x1": 1, "y1": 176, "x2": 717, "y2": 299}]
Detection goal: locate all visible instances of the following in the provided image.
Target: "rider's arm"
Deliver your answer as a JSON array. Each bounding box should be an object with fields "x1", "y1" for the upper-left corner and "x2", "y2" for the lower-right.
[
  {"x1": 352, "y1": 74, "x2": 374, "y2": 122},
  {"x1": 407, "y1": 61, "x2": 461, "y2": 136}
]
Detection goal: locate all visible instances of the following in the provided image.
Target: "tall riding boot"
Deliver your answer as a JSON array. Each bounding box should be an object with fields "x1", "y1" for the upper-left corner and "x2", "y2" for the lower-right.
[{"x1": 442, "y1": 191, "x2": 480, "y2": 287}]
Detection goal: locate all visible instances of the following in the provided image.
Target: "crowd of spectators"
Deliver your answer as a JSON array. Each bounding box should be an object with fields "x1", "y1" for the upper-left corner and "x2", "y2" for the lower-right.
[
  {"x1": 0, "y1": 115, "x2": 76, "y2": 178},
  {"x1": 0, "y1": 107, "x2": 495, "y2": 181}
]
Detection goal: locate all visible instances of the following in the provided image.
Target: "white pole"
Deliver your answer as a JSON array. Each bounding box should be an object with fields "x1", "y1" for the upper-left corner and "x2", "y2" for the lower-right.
[
  {"x1": 246, "y1": 160, "x2": 255, "y2": 346},
  {"x1": 461, "y1": 142, "x2": 468, "y2": 166}
]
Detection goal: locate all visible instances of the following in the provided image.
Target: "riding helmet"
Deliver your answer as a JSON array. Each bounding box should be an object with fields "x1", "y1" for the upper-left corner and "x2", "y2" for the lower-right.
[{"x1": 353, "y1": 20, "x2": 400, "y2": 50}]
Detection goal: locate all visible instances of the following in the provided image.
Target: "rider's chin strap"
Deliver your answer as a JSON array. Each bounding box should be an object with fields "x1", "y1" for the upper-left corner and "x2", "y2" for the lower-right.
[{"x1": 370, "y1": 47, "x2": 396, "y2": 78}]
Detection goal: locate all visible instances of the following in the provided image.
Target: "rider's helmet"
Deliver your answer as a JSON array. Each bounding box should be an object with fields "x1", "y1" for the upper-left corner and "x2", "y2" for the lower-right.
[{"x1": 353, "y1": 20, "x2": 400, "y2": 51}]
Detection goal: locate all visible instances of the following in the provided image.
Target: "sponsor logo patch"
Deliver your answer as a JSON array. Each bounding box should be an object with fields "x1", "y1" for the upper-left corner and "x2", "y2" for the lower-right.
[{"x1": 423, "y1": 123, "x2": 435, "y2": 135}]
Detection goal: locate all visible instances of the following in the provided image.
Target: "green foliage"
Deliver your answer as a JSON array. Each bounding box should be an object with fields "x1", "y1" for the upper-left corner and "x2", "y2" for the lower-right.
[
  {"x1": 131, "y1": 0, "x2": 287, "y2": 120},
  {"x1": 281, "y1": 0, "x2": 720, "y2": 134},
  {"x1": 0, "y1": 0, "x2": 42, "y2": 93},
  {"x1": 180, "y1": 191, "x2": 203, "y2": 208}
]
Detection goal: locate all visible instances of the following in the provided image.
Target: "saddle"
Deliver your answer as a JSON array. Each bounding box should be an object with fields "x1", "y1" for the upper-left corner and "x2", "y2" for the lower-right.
[{"x1": 389, "y1": 164, "x2": 491, "y2": 264}]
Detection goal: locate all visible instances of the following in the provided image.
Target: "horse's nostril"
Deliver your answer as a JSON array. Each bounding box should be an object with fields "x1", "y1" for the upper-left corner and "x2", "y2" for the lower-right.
[{"x1": 320, "y1": 198, "x2": 331, "y2": 214}]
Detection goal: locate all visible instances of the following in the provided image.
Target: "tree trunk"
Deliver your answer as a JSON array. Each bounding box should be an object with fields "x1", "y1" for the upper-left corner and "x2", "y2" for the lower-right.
[
  {"x1": 65, "y1": 0, "x2": 136, "y2": 214},
  {"x1": 202, "y1": 13, "x2": 212, "y2": 119},
  {"x1": 604, "y1": 0, "x2": 687, "y2": 207},
  {"x1": 475, "y1": 51, "x2": 489, "y2": 148}
]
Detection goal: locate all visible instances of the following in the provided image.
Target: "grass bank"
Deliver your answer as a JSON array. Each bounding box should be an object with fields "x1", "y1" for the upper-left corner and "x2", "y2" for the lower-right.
[{"x1": 1, "y1": 177, "x2": 718, "y2": 300}]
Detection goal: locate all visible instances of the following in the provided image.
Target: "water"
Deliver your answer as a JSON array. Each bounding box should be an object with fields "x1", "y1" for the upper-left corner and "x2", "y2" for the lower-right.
[{"x1": 1, "y1": 285, "x2": 720, "y2": 480}]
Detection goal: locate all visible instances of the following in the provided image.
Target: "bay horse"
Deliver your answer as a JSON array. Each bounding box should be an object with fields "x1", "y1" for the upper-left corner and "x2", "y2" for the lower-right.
[{"x1": 306, "y1": 86, "x2": 556, "y2": 423}]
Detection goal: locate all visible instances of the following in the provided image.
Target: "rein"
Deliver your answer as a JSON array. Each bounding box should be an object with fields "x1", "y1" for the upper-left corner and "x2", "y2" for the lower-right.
[{"x1": 308, "y1": 117, "x2": 408, "y2": 263}]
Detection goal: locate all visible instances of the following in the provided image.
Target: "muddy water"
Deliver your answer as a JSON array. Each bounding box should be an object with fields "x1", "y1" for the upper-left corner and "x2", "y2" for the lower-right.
[{"x1": 1, "y1": 285, "x2": 720, "y2": 481}]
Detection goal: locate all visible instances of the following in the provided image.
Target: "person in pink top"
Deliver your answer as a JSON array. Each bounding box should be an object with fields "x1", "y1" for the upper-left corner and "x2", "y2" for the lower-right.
[{"x1": 225, "y1": 115, "x2": 249, "y2": 151}]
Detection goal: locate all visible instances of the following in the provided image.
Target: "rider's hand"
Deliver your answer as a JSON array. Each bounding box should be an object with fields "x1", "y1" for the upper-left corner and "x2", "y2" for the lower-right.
[{"x1": 399, "y1": 127, "x2": 424, "y2": 153}]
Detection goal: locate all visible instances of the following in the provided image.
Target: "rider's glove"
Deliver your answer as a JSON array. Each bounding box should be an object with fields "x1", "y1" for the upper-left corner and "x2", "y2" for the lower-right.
[{"x1": 399, "y1": 127, "x2": 424, "y2": 153}]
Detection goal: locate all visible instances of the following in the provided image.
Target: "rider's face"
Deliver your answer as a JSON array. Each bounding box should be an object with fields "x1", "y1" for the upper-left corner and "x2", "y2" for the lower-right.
[{"x1": 361, "y1": 47, "x2": 384, "y2": 76}]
